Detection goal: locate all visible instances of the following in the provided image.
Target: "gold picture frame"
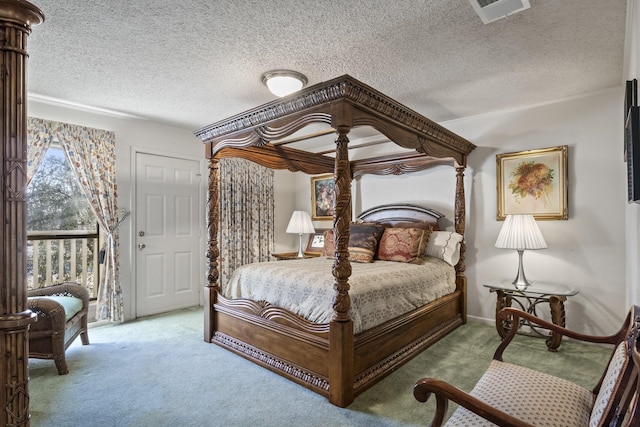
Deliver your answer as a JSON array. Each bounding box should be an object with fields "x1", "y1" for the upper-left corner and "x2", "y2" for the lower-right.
[
  {"x1": 496, "y1": 145, "x2": 568, "y2": 220},
  {"x1": 310, "y1": 173, "x2": 335, "y2": 220}
]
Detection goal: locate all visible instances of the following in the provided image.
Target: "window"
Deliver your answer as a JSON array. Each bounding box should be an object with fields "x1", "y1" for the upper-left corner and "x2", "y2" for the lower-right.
[{"x1": 27, "y1": 143, "x2": 100, "y2": 296}]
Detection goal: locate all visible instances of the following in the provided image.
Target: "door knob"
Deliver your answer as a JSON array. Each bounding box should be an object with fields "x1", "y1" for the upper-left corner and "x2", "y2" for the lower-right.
[{"x1": 138, "y1": 243, "x2": 146, "y2": 249}]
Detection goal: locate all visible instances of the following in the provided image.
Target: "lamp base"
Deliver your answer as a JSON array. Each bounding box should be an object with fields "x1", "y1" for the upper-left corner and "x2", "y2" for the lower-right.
[
  {"x1": 296, "y1": 234, "x2": 304, "y2": 258},
  {"x1": 512, "y1": 249, "x2": 532, "y2": 290}
]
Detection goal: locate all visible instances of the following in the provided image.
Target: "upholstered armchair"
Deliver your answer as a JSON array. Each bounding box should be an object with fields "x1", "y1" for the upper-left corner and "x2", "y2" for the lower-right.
[
  {"x1": 414, "y1": 306, "x2": 640, "y2": 426},
  {"x1": 27, "y1": 282, "x2": 90, "y2": 374}
]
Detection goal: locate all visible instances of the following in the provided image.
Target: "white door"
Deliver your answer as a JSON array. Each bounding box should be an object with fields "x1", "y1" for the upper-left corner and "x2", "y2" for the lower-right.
[{"x1": 135, "y1": 152, "x2": 201, "y2": 317}]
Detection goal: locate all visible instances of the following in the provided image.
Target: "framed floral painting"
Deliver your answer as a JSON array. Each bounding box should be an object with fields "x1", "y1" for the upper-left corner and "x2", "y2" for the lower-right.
[
  {"x1": 496, "y1": 146, "x2": 568, "y2": 220},
  {"x1": 311, "y1": 174, "x2": 335, "y2": 220}
]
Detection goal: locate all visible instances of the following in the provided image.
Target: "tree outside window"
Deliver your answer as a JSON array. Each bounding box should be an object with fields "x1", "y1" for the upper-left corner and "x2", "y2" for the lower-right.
[{"x1": 27, "y1": 143, "x2": 99, "y2": 294}]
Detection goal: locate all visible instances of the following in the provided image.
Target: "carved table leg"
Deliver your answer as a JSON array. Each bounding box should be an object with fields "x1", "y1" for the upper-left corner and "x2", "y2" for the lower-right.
[
  {"x1": 546, "y1": 295, "x2": 567, "y2": 352},
  {"x1": 494, "y1": 290, "x2": 512, "y2": 339}
]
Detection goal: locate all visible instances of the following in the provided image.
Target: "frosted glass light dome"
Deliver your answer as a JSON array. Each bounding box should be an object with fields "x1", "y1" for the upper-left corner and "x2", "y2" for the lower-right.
[{"x1": 262, "y1": 70, "x2": 307, "y2": 97}]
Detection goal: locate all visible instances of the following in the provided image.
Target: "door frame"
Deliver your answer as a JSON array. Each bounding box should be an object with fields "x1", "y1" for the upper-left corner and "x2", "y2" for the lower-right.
[{"x1": 129, "y1": 146, "x2": 206, "y2": 319}]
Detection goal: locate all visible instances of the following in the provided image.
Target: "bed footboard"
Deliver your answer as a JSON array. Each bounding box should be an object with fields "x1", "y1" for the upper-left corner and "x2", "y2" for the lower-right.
[
  {"x1": 207, "y1": 289, "x2": 463, "y2": 407},
  {"x1": 211, "y1": 294, "x2": 332, "y2": 396}
]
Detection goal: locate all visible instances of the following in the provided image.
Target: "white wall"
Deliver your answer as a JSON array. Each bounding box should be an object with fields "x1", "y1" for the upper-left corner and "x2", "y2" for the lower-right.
[
  {"x1": 27, "y1": 99, "x2": 206, "y2": 321},
  {"x1": 284, "y1": 88, "x2": 626, "y2": 335},
  {"x1": 449, "y1": 89, "x2": 626, "y2": 335}
]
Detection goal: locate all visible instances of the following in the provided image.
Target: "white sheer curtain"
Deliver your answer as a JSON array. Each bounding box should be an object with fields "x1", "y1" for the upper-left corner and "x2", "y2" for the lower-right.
[
  {"x1": 27, "y1": 117, "x2": 123, "y2": 322},
  {"x1": 218, "y1": 158, "x2": 275, "y2": 286}
]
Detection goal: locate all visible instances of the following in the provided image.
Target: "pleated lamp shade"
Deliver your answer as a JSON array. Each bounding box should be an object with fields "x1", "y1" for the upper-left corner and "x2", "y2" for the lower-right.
[
  {"x1": 286, "y1": 211, "x2": 315, "y2": 234},
  {"x1": 495, "y1": 214, "x2": 547, "y2": 250},
  {"x1": 286, "y1": 211, "x2": 315, "y2": 258}
]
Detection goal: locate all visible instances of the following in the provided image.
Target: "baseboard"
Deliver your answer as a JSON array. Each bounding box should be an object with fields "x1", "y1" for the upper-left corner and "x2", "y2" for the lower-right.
[
  {"x1": 87, "y1": 301, "x2": 111, "y2": 328},
  {"x1": 466, "y1": 315, "x2": 494, "y2": 326},
  {"x1": 88, "y1": 301, "x2": 97, "y2": 323},
  {"x1": 466, "y1": 313, "x2": 611, "y2": 348}
]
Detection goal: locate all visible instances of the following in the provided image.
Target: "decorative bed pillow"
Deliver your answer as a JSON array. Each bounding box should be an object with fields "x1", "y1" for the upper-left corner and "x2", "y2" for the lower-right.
[
  {"x1": 322, "y1": 229, "x2": 335, "y2": 257},
  {"x1": 321, "y1": 223, "x2": 386, "y2": 263},
  {"x1": 425, "y1": 231, "x2": 463, "y2": 266},
  {"x1": 393, "y1": 221, "x2": 439, "y2": 232},
  {"x1": 348, "y1": 223, "x2": 386, "y2": 263},
  {"x1": 377, "y1": 227, "x2": 431, "y2": 263}
]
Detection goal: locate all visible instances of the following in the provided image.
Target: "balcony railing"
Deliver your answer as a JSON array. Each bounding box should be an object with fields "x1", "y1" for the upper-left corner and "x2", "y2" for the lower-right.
[{"x1": 27, "y1": 230, "x2": 100, "y2": 298}]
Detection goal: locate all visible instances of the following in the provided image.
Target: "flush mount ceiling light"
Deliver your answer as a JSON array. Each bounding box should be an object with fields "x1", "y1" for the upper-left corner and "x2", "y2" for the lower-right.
[{"x1": 262, "y1": 70, "x2": 308, "y2": 97}]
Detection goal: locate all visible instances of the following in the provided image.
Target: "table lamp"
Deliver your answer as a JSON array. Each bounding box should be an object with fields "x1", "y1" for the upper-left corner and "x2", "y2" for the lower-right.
[
  {"x1": 286, "y1": 210, "x2": 315, "y2": 258},
  {"x1": 495, "y1": 214, "x2": 547, "y2": 289}
]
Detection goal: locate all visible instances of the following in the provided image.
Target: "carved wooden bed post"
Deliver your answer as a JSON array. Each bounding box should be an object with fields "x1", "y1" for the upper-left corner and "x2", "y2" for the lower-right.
[
  {"x1": 0, "y1": 1, "x2": 43, "y2": 425},
  {"x1": 204, "y1": 155, "x2": 220, "y2": 342},
  {"x1": 454, "y1": 165, "x2": 467, "y2": 323},
  {"x1": 329, "y1": 126, "x2": 354, "y2": 407}
]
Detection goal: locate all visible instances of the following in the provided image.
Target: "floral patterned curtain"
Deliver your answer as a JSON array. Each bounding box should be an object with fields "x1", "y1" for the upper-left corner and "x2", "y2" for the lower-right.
[
  {"x1": 26, "y1": 119, "x2": 55, "y2": 183},
  {"x1": 219, "y1": 158, "x2": 274, "y2": 286},
  {"x1": 27, "y1": 117, "x2": 123, "y2": 322}
]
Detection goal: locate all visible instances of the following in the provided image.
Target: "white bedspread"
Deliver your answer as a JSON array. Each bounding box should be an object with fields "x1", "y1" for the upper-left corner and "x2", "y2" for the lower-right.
[{"x1": 223, "y1": 256, "x2": 456, "y2": 334}]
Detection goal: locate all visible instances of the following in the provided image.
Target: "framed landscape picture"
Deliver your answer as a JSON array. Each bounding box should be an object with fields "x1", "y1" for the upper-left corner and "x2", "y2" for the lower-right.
[
  {"x1": 311, "y1": 174, "x2": 335, "y2": 220},
  {"x1": 496, "y1": 145, "x2": 568, "y2": 220}
]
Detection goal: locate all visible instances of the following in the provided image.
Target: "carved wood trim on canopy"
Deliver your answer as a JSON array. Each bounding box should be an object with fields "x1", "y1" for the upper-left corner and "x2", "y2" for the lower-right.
[{"x1": 196, "y1": 75, "x2": 475, "y2": 168}]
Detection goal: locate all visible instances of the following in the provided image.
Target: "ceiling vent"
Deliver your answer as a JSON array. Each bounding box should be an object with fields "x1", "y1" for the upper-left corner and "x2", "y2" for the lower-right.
[{"x1": 468, "y1": 0, "x2": 531, "y2": 24}]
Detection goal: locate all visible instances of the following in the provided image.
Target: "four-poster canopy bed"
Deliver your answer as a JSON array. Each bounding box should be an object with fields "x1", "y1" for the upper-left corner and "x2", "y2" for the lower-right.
[{"x1": 195, "y1": 75, "x2": 476, "y2": 407}]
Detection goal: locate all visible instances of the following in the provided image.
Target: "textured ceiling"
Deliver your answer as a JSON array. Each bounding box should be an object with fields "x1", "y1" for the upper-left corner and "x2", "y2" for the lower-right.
[{"x1": 25, "y1": 0, "x2": 627, "y2": 132}]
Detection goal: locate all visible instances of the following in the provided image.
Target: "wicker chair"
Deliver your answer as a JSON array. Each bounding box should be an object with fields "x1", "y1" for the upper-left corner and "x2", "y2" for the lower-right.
[
  {"x1": 414, "y1": 306, "x2": 640, "y2": 426},
  {"x1": 27, "y1": 282, "x2": 90, "y2": 374}
]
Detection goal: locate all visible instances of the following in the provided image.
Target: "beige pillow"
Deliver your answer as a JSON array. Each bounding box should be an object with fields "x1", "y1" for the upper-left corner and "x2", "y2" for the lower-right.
[{"x1": 425, "y1": 231, "x2": 463, "y2": 266}]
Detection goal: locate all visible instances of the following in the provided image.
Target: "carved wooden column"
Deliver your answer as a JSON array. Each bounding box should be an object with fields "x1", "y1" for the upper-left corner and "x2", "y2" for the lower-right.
[
  {"x1": 331, "y1": 127, "x2": 352, "y2": 323},
  {"x1": 329, "y1": 126, "x2": 354, "y2": 407},
  {"x1": 0, "y1": 2, "x2": 43, "y2": 425},
  {"x1": 454, "y1": 165, "x2": 467, "y2": 323},
  {"x1": 204, "y1": 156, "x2": 220, "y2": 342}
]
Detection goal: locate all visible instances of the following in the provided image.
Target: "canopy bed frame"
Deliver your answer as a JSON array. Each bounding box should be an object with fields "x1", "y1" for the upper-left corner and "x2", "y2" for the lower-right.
[{"x1": 195, "y1": 75, "x2": 476, "y2": 407}]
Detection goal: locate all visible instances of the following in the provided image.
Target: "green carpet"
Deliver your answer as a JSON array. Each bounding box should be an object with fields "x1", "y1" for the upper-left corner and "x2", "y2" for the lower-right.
[{"x1": 28, "y1": 307, "x2": 611, "y2": 426}]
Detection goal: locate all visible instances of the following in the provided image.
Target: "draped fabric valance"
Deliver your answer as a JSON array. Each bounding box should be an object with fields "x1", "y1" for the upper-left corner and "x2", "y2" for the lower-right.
[{"x1": 27, "y1": 117, "x2": 123, "y2": 322}]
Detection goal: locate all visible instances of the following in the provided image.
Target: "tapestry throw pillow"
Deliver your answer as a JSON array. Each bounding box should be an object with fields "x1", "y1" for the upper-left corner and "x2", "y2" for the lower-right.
[
  {"x1": 425, "y1": 231, "x2": 463, "y2": 266},
  {"x1": 393, "y1": 221, "x2": 439, "y2": 232},
  {"x1": 348, "y1": 223, "x2": 386, "y2": 263},
  {"x1": 377, "y1": 227, "x2": 431, "y2": 263},
  {"x1": 322, "y1": 223, "x2": 386, "y2": 263},
  {"x1": 322, "y1": 229, "x2": 335, "y2": 257}
]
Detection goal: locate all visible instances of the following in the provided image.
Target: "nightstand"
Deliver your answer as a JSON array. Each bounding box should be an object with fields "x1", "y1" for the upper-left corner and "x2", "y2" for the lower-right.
[
  {"x1": 272, "y1": 252, "x2": 320, "y2": 260},
  {"x1": 483, "y1": 280, "x2": 579, "y2": 351}
]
